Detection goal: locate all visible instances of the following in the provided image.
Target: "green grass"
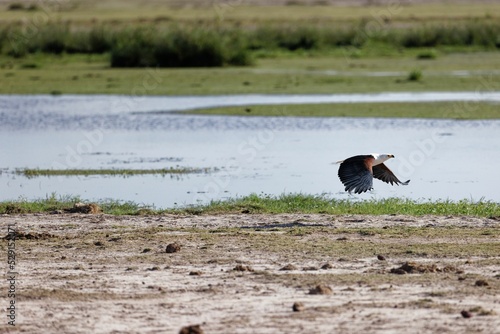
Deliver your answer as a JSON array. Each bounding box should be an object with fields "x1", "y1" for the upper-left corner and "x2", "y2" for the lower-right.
[
  {"x1": 15, "y1": 167, "x2": 214, "y2": 178},
  {"x1": 108, "y1": 27, "x2": 252, "y2": 68},
  {"x1": 1, "y1": 52, "x2": 500, "y2": 96},
  {"x1": 185, "y1": 194, "x2": 500, "y2": 216},
  {"x1": 186, "y1": 102, "x2": 500, "y2": 120},
  {"x1": 407, "y1": 69, "x2": 423, "y2": 82},
  {"x1": 417, "y1": 50, "x2": 439, "y2": 60},
  {"x1": 0, "y1": 195, "x2": 146, "y2": 215},
  {"x1": 1, "y1": 194, "x2": 498, "y2": 216},
  {"x1": 3, "y1": 21, "x2": 500, "y2": 63}
]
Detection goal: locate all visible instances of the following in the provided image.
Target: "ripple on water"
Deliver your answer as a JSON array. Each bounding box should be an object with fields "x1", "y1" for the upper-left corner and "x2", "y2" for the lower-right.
[{"x1": 1, "y1": 93, "x2": 500, "y2": 131}]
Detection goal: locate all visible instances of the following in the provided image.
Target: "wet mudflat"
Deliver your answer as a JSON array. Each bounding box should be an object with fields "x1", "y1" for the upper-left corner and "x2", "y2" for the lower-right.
[{"x1": 3, "y1": 213, "x2": 499, "y2": 333}]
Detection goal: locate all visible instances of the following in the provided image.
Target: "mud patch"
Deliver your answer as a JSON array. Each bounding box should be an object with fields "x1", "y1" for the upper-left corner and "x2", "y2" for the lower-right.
[
  {"x1": 3, "y1": 231, "x2": 55, "y2": 240},
  {"x1": 390, "y1": 261, "x2": 462, "y2": 274}
]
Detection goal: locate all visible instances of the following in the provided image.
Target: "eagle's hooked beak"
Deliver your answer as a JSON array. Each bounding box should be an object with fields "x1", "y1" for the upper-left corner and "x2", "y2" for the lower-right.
[{"x1": 390, "y1": 154, "x2": 395, "y2": 158}]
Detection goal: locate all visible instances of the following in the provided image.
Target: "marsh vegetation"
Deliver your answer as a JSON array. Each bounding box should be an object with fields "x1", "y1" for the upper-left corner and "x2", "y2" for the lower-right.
[{"x1": 1, "y1": 194, "x2": 498, "y2": 216}]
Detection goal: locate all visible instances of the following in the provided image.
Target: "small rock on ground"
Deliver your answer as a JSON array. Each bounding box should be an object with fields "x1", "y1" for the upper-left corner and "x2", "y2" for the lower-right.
[
  {"x1": 293, "y1": 302, "x2": 305, "y2": 312},
  {"x1": 461, "y1": 310, "x2": 473, "y2": 318},
  {"x1": 179, "y1": 324, "x2": 204, "y2": 334},
  {"x1": 475, "y1": 279, "x2": 489, "y2": 287},
  {"x1": 309, "y1": 284, "x2": 333, "y2": 295},
  {"x1": 67, "y1": 202, "x2": 102, "y2": 214},
  {"x1": 233, "y1": 264, "x2": 254, "y2": 272},
  {"x1": 280, "y1": 264, "x2": 298, "y2": 271},
  {"x1": 166, "y1": 243, "x2": 181, "y2": 253},
  {"x1": 320, "y1": 263, "x2": 334, "y2": 270}
]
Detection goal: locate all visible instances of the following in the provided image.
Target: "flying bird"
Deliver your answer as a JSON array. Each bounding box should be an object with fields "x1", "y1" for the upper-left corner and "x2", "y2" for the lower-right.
[{"x1": 337, "y1": 154, "x2": 410, "y2": 194}]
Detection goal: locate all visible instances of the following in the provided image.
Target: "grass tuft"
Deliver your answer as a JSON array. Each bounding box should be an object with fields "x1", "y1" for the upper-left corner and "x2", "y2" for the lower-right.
[
  {"x1": 417, "y1": 49, "x2": 438, "y2": 60},
  {"x1": 0, "y1": 194, "x2": 148, "y2": 215},
  {"x1": 407, "y1": 69, "x2": 423, "y2": 82}
]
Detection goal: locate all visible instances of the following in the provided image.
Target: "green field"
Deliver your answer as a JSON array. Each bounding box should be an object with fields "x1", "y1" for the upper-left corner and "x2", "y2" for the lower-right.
[
  {"x1": 2, "y1": 52, "x2": 500, "y2": 97},
  {"x1": 1, "y1": 194, "x2": 499, "y2": 216}
]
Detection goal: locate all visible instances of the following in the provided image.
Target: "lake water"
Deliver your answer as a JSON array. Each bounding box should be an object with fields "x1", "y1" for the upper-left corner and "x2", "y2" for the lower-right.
[{"x1": 1, "y1": 94, "x2": 499, "y2": 208}]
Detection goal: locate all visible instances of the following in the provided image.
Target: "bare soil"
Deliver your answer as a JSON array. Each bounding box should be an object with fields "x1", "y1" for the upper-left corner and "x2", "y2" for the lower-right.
[{"x1": 1, "y1": 213, "x2": 499, "y2": 334}]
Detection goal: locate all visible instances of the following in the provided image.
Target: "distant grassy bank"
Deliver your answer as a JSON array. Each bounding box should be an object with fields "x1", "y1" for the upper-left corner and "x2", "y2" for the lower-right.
[
  {"x1": 1, "y1": 194, "x2": 498, "y2": 216},
  {"x1": 186, "y1": 102, "x2": 500, "y2": 119},
  {"x1": 15, "y1": 167, "x2": 214, "y2": 178},
  {"x1": 2, "y1": 52, "x2": 500, "y2": 97}
]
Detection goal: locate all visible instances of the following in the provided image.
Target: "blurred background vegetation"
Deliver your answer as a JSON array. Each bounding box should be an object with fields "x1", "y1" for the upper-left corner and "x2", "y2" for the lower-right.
[{"x1": 1, "y1": 0, "x2": 499, "y2": 67}]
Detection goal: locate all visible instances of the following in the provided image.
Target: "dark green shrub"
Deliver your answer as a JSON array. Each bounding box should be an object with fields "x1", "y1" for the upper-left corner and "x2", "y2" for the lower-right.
[
  {"x1": 110, "y1": 27, "x2": 252, "y2": 68},
  {"x1": 2, "y1": 20, "x2": 499, "y2": 64},
  {"x1": 221, "y1": 30, "x2": 253, "y2": 66},
  {"x1": 20, "y1": 62, "x2": 40, "y2": 69},
  {"x1": 407, "y1": 69, "x2": 422, "y2": 81},
  {"x1": 417, "y1": 49, "x2": 437, "y2": 59},
  {"x1": 226, "y1": 48, "x2": 253, "y2": 66},
  {"x1": 154, "y1": 29, "x2": 225, "y2": 67},
  {"x1": 399, "y1": 23, "x2": 500, "y2": 48},
  {"x1": 8, "y1": 3, "x2": 24, "y2": 10},
  {"x1": 322, "y1": 26, "x2": 362, "y2": 47},
  {"x1": 4, "y1": 26, "x2": 30, "y2": 57},
  {"x1": 249, "y1": 25, "x2": 322, "y2": 51},
  {"x1": 38, "y1": 24, "x2": 69, "y2": 54},
  {"x1": 278, "y1": 26, "x2": 321, "y2": 50},
  {"x1": 111, "y1": 28, "x2": 155, "y2": 67},
  {"x1": 88, "y1": 27, "x2": 113, "y2": 53},
  {"x1": 66, "y1": 26, "x2": 113, "y2": 54}
]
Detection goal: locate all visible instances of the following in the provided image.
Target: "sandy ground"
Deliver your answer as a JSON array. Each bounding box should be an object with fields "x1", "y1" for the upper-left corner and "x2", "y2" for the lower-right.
[{"x1": 1, "y1": 213, "x2": 499, "y2": 334}]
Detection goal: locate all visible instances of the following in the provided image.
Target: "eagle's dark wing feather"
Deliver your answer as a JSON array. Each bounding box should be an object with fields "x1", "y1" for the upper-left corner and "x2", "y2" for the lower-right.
[
  {"x1": 373, "y1": 163, "x2": 410, "y2": 186},
  {"x1": 338, "y1": 155, "x2": 374, "y2": 194}
]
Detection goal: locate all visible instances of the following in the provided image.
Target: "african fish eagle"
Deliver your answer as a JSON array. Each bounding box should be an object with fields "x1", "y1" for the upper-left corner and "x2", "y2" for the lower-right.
[{"x1": 337, "y1": 154, "x2": 410, "y2": 194}]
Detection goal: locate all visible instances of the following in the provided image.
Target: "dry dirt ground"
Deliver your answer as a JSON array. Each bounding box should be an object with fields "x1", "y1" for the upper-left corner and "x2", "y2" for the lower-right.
[{"x1": 1, "y1": 213, "x2": 499, "y2": 334}]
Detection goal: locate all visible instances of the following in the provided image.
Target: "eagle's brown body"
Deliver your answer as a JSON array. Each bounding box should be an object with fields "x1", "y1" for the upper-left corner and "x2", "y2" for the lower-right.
[{"x1": 338, "y1": 154, "x2": 410, "y2": 194}]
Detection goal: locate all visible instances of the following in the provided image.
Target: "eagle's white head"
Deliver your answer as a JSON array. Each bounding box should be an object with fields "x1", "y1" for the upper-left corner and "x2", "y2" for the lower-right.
[{"x1": 371, "y1": 153, "x2": 395, "y2": 166}]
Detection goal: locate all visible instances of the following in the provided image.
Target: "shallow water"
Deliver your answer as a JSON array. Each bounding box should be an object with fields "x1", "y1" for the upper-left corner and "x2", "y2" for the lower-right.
[
  {"x1": 2, "y1": 92, "x2": 500, "y2": 121},
  {"x1": 1, "y1": 94, "x2": 499, "y2": 207}
]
